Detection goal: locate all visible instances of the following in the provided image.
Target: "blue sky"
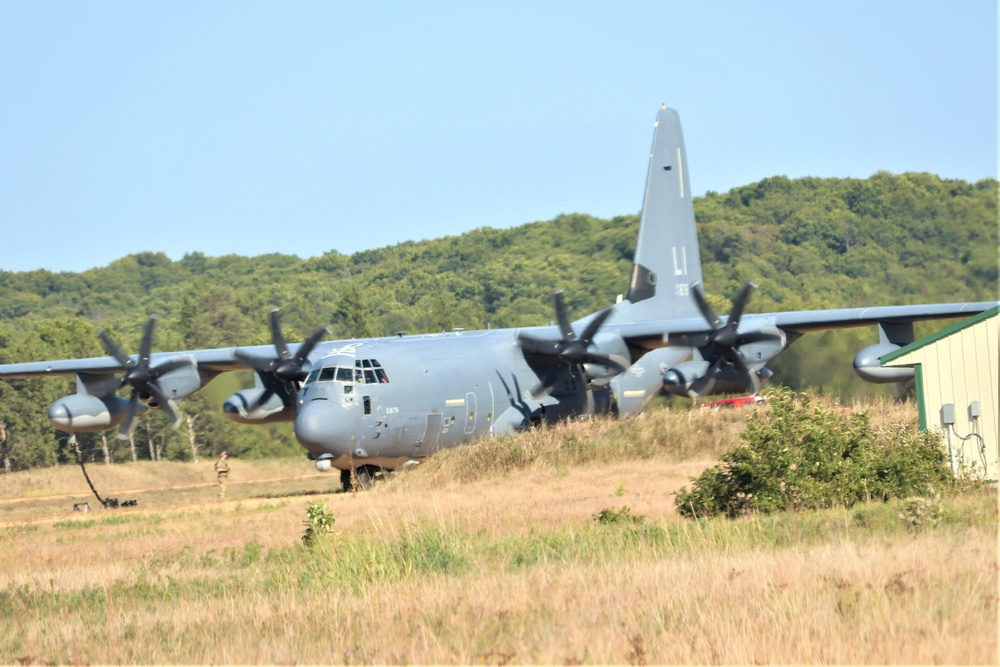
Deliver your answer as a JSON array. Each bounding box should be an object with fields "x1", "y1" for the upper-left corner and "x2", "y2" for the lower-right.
[{"x1": 0, "y1": 0, "x2": 996, "y2": 274}]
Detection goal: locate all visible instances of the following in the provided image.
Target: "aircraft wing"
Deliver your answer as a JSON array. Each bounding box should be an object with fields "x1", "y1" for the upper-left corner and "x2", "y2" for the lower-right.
[
  {"x1": 0, "y1": 345, "x2": 279, "y2": 379},
  {"x1": 763, "y1": 301, "x2": 997, "y2": 333},
  {"x1": 610, "y1": 300, "x2": 997, "y2": 347}
]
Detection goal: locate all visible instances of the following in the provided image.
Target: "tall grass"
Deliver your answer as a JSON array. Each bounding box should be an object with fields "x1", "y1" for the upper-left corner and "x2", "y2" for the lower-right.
[
  {"x1": 407, "y1": 403, "x2": 745, "y2": 487},
  {"x1": 1, "y1": 399, "x2": 996, "y2": 664}
]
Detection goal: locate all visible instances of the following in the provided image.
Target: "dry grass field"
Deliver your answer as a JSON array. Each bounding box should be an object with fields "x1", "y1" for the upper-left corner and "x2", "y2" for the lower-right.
[{"x1": 1, "y1": 400, "x2": 996, "y2": 664}]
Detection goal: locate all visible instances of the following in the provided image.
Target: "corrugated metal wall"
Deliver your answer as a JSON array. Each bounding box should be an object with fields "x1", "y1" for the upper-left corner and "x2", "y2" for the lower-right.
[{"x1": 885, "y1": 314, "x2": 998, "y2": 480}]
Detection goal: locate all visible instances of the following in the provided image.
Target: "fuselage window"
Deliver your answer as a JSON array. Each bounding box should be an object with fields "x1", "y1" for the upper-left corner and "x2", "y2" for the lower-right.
[{"x1": 335, "y1": 367, "x2": 353, "y2": 382}]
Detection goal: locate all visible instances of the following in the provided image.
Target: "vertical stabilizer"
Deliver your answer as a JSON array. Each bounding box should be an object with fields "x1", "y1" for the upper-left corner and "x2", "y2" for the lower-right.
[{"x1": 615, "y1": 105, "x2": 704, "y2": 322}]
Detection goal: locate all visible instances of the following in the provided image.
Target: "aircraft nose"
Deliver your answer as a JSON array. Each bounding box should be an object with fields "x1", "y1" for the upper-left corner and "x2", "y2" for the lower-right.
[{"x1": 294, "y1": 401, "x2": 355, "y2": 458}]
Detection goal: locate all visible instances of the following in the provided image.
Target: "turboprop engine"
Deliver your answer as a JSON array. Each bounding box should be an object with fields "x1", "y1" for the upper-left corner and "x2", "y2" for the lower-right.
[
  {"x1": 853, "y1": 344, "x2": 914, "y2": 383},
  {"x1": 47, "y1": 393, "x2": 134, "y2": 433},
  {"x1": 223, "y1": 387, "x2": 296, "y2": 424}
]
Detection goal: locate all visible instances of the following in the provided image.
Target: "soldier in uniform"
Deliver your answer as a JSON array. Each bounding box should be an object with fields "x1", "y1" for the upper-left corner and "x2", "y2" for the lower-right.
[{"x1": 214, "y1": 451, "x2": 230, "y2": 500}]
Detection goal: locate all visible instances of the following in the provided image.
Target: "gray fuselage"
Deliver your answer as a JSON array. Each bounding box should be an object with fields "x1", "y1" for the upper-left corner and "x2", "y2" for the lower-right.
[{"x1": 293, "y1": 329, "x2": 687, "y2": 470}]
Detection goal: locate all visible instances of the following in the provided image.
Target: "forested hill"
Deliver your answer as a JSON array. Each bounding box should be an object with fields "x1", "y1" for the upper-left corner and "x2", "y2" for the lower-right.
[{"x1": 0, "y1": 172, "x2": 996, "y2": 468}]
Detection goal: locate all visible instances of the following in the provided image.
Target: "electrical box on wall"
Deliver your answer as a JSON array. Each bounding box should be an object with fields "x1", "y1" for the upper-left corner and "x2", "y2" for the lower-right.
[{"x1": 941, "y1": 403, "x2": 956, "y2": 425}]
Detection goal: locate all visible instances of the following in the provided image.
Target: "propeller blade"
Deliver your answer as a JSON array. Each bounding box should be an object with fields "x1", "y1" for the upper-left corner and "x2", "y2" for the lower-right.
[
  {"x1": 578, "y1": 307, "x2": 614, "y2": 345},
  {"x1": 246, "y1": 386, "x2": 278, "y2": 413},
  {"x1": 98, "y1": 330, "x2": 133, "y2": 368},
  {"x1": 552, "y1": 292, "x2": 575, "y2": 342},
  {"x1": 691, "y1": 283, "x2": 723, "y2": 331},
  {"x1": 268, "y1": 309, "x2": 290, "y2": 360},
  {"x1": 138, "y1": 316, "x2": 157, "y2": 366},
  {"x1": 689, "y1": 356, "x2": 724, "y2": 398},
  {"x1": 517, "y1": 332, "x2": 562, "y2": 356},
  {"x1": 292, "y1": 325, "x2": 330, "y2": 367},
  {"x1": 574, "y1": 364, "x2": 594, "y2": 416},
  {"x1": 234, "y1": 349, "x2": 276, "y2": 372},
  {"x1": 727, "y1": 283, "x2": 756, "y2": 330},
  {"x1": 146, "y1": 382, "x2": 181, "y2": 428},
  {"x1": 732, "y1": 353, "x2": 762, "y2": 396},
  {"x1": 117, "y1": 391, "x2": 141, "y2": 439},
  {"x1": 529, "y1": 364, "x2": 565, "y2": 399}
]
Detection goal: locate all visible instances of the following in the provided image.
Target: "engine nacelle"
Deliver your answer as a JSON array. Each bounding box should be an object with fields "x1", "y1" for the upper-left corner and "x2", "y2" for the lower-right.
[
  {"x1": 47, "y1": 394, "x2": 135, "y2": 433},
  {"x1": 154, "y1": 356, "x2": 203, "y2": 400},
  {"x1": 222, "y1": 388, "x2": 296, "y2": 424},
  {"x1": 584, "y1": 332, "x2": 632, "y2": 385},
  {"x1": 853, "y1": 344, "x2": 914, "y2": 383},
  {"x1": 663, "y1": 360, "x2": 771, "y2": 398}
]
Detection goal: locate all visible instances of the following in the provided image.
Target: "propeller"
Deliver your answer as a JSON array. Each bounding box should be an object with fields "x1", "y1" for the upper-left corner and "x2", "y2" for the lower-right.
[
  {"x1": 97, "y1": 316, "x2": 188, "y2": 438},
  {"x1": 517, "y1": 292, "x2": 626, "y2": 398},
  {"x1": 672, "y1": 282, "x2": 782, "y2": 396},
  {"x1": 234, "y1": 309, "x2": 329, "y2": 412}
]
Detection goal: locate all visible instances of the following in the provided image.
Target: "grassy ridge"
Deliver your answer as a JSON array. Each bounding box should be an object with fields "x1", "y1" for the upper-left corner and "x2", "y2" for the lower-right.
[{"x1": 1, "y1": 401, "x2": 996, "y2": 664}]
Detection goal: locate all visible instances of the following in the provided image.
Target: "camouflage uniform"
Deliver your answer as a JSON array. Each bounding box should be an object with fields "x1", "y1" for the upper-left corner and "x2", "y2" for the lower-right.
[{"x1": 214, "y1": 454, "x2": 230, "y2": 499}]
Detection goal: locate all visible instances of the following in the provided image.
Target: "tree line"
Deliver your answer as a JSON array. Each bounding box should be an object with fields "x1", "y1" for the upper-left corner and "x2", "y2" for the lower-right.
[{"x1": 0, "y1": 171, "x2": 995, "y2": 470}]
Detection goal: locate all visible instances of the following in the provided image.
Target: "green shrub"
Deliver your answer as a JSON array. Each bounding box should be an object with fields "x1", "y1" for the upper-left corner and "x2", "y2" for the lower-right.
[
  {"x1": 594, "y1": 506, "x2": 645, "y2": 525},
  {"x1": 301, "y1": 501, "x2": 338, "y2": 548},
  {"x1": 674, "y1": 388, "x2": 953, "y2": 518}
]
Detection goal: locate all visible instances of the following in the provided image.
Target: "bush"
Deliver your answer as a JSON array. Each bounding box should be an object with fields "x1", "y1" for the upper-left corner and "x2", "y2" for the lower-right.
[
  {"x1": 301, "y1": 501, "x2": 338, "y2": 548},
  {"x1": 594, "y1": 506, "x2": 645, "y2": 525},
  {"x1": 674, "y1": 388, "x2": 953, "y2": 518}
]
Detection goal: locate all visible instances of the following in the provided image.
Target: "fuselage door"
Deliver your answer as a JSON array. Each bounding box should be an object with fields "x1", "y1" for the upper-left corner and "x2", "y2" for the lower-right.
[
  {"x1": 420, "y1": 413, "x2": 443, "y2": 451},
  {"x1": 464, "y1": 392, "x2": 477, "y2": 434}
]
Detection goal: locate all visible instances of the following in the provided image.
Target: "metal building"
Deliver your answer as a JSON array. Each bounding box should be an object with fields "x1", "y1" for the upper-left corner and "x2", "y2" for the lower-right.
[{"x1": 881, "y1": 306, "x2": 998, "y2": 480}]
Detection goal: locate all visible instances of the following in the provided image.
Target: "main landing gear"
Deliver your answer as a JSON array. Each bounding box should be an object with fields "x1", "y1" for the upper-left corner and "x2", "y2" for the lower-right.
[{"x1": 340, "y1": 465, "x2": 387, "y2": 492}]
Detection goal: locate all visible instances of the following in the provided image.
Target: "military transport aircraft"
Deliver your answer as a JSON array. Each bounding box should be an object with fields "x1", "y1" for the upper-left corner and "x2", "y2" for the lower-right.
[{"x1": 0, "y1": 105, "x2": 994, "y2": 490}]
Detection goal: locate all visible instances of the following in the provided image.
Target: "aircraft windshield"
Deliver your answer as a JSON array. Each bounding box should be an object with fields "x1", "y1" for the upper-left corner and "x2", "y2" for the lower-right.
[{"x1": 306, "y1": 359, "x2": 389, "y2": 384}]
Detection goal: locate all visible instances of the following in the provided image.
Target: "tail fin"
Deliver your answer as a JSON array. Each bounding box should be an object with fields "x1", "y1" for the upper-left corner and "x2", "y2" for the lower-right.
[{"x1": 614, "y1": 105, "x2": 704, "y2": 322}]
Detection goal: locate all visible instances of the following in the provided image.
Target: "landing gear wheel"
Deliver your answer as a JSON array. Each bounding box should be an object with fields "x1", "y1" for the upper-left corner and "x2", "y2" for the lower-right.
[
  {"x1": 353, "y1": 465, "x2": 378, "y2": 490},
  {"x1": 341, "y1": 465, "x2": 381, "y2": 492}
]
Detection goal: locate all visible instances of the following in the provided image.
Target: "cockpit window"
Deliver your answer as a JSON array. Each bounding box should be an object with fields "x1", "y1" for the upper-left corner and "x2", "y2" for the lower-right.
[
  {"x1": 308, "y1": 359, "x2": 390, "y2": 384},
  {"x1": 354, "y1": 359, "x2": 389, "y2": 383}
]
